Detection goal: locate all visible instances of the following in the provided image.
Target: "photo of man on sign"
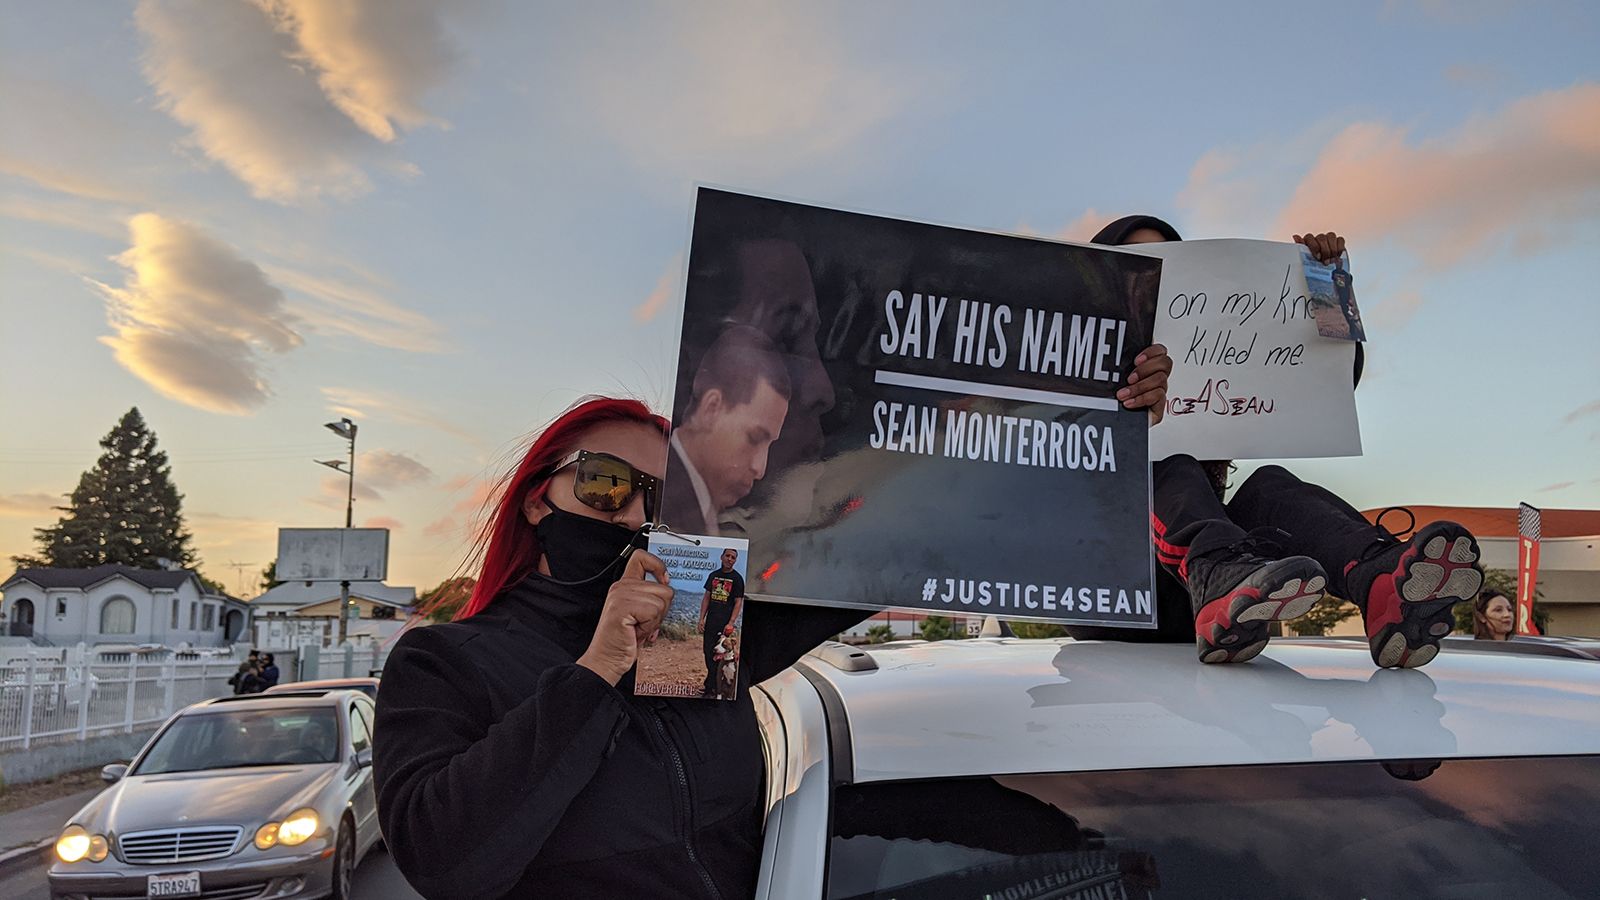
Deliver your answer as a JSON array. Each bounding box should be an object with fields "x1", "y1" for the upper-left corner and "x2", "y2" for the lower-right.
[
  {"x1": 662, "y1": 188, "x2": 1167, "y2": 628},
  {"x1": 664, "y1": 325, "x2": 792, "y2": 535}
]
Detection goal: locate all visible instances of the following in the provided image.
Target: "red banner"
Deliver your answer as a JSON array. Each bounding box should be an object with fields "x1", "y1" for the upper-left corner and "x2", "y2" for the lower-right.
[{"x1": 1516, "y1": 535, "x2": 1542, "y2": 636}]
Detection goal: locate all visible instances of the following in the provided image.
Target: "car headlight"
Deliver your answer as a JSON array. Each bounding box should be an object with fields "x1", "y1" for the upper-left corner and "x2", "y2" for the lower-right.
[
  {"x1": 278, "y1": 808, "x2": 319, "y2": 846},
  {"x1": 56, "y1": 825, "x2": 107, "y2": 863},
  {"x1": 254, "y1": 822, "x2": 280, "y2": 850}
]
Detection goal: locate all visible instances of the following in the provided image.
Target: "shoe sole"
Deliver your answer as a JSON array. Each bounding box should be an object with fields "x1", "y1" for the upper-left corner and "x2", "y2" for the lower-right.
[
  {"x1": 1195, "y1": 556, "x2": 1328, "y2": 664},
  {"x1": 1365, "y1": 522, "x2": 1483, "y2": 669}
]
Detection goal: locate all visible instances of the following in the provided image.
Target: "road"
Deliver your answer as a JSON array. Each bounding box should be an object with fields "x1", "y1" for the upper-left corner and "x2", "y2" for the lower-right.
[{"x1": 0, "y1": 843, "x2": 423, "y2": 899}]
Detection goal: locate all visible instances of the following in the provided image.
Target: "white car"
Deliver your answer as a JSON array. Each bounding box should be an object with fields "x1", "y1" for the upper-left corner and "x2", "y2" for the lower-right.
[{"x1": 752, "y1": 637, "x2": 1600, "y2": 899}]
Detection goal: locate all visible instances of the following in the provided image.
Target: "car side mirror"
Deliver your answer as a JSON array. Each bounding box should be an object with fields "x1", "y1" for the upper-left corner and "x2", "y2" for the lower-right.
[
  {"x1": 102, "y1": 763, "x2": 128, "y2": 783},
  {"x1": 354, "y1": 748, "x2": 373, "y2": 769}
]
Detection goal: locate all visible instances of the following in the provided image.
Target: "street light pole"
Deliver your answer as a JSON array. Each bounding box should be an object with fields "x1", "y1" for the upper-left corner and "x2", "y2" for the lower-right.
[{"x1": 318, "y1": 417, "x2": 359, "y2": 646}]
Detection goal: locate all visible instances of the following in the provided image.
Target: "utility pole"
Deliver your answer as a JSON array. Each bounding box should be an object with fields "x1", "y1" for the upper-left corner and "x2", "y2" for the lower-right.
[{"x1": 317, "y1": 417, "x2": 359, "y2": 645}]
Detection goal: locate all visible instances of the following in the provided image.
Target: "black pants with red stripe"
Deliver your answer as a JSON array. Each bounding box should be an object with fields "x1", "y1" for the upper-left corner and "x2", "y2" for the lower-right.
[{"x1": 1066, "y1": 454, "x2": 1391, "y2": 643}]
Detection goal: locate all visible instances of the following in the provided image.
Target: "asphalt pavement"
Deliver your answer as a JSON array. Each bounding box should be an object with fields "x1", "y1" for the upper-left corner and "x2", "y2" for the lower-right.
[{"x1": 0, "y1": 843, "x2": 423, "y2": 900}]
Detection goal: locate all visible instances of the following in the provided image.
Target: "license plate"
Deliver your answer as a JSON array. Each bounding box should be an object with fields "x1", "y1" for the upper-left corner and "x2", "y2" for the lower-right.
[{"x1": 147, "y1": 871, "x2": 201, "y2": 898}]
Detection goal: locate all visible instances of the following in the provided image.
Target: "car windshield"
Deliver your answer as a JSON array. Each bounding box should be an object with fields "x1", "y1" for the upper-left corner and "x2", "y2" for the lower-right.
[
  {"x1": 133, "y1": 707, "x2": 341, "y2": 775},
  {"x1": 825, "y1": 756, "x2": 1600, "y2": 899}
]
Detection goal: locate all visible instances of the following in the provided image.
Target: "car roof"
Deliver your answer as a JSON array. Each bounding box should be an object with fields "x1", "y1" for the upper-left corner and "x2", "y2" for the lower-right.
[
  {"x1": 792, "y1": 638, "x2": 1600, "y2": 784},
  {"x1": 263, "y1": 678, "x2": 379, "y2": 692},
  {"x1": 187, "y1": 690, "x2": 360, "y2": 713}
]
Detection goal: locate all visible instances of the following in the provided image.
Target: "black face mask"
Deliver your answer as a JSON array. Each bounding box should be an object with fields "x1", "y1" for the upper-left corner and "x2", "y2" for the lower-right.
[{"x1": 534, "y1": 502, "x2": 639, "y2": 597}]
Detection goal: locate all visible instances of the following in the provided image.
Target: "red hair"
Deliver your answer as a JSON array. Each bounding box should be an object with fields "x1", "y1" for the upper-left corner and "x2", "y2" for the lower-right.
[{"x1": 452, "y1": 397, "x2": 668, "y2": 620}]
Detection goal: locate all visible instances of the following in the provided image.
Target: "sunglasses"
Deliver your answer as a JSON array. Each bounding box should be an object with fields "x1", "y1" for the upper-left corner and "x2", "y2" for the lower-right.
[{"x1": 541, "y1": 450, "x2": 659, "y2": 521}]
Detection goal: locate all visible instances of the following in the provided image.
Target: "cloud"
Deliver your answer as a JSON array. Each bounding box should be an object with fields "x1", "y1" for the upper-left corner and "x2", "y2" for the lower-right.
[
  {"x1": 258, "y1": 0, "x2": 455, "y2": 142},
  {"x1": 1269, "y1": 84, "x2": 1600, "y2": 269},
  {"x1": 633, "y1": 255, "x2": 682, "y2": 324},
  {"x1": 0, "y1": 195, "x2": 128, "y2": 241},
  {"x1": 266, "y1": 265, "x2": 449, "y2": 352},
  {"x1": 94, "y1": 213, "x2": 302, "y2": 415},
  {"x1": 360, "y1": 450, "x2": 435, "y2": 490},
  {"x1": 1563, "y1": 399, "x2": 1600, "y2": 425},
  {"x1": 134, "y1": 0, "x2": 453, "y2": 202},
  {"x1": 423, "y1": 515, "x2": 459, "y2": 539},
  {"x1": 1017, "y1": 208, "x2": 1111, "y2": 245},
  {"x1": 1537, "y1": 481, "x2": 1575, "y2": 493},
  {"x1": 363, "y1": 516, "x2": 404, "y2": 531},
  {"x1": 0, "y1": 493, "x2": 60, "y2": 518},
  {"x1": 322, "y1": 387, "x2": 482, "y2": 446},
  {"x1": 577, "y1": 6, "x2": 910, "y2": 175},
  {"x1": 0, "y1": 68, "x2": 161, "y2": 206}
]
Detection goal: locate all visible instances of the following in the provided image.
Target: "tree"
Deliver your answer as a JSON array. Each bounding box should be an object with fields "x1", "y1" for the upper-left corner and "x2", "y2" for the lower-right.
[
  {"x1": 1289, "y1": 596, "x2": 1361, "y2": 637},
  {"x1": 1009, "y1": 621, "x2": 1069, "y2": 639},
  {"x1": 421, "y1": 577, "x2": 476, "y2": 623},
  {"x1": 1455, "y1": 567, "x2": 1551, "y2": 635},
  {"x1": 864, "y1": 623, "x2": 894, "y2": 644},
  {"x1": 918, "y1": 615, "x2": 958, "y2": 641},
  {"x1": 259, "y1": 560, "x2": 281, "y2": 593},
  {"x1": 21, "y1": 408, "x2": 198, "y2": 570}
]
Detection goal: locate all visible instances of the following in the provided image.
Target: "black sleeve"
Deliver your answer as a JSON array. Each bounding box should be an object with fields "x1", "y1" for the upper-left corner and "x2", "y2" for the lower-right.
[
  {"x1": 373, "y1": 627, "x2": 631, "y2": 900},
  {"x1": 703, "y1": 570, "x2": 715, "y2": 592},
  {"x1": 741, "y1": 599, "x2": 874, "y2": 685},
  {"x1": 733, "y1": 571, "x2": 746, "y2": 601}
]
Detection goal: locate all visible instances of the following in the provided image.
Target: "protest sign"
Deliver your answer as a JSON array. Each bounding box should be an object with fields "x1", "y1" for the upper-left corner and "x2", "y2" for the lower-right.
[
  {"x1": 1128, "y1": 239, "x2": 1363, "y2": 461},
  {"x1": 661, "y1": 188, "x2": 1160, "y2": 627},
  {"x1": 635, "y1": 532, "x2": 749, "y2": 700}
]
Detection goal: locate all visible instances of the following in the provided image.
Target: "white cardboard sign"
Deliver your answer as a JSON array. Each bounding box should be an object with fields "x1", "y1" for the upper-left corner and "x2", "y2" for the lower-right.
[{"x1": 1127, "y1": 239, "x2": 1362, "y2": 460}]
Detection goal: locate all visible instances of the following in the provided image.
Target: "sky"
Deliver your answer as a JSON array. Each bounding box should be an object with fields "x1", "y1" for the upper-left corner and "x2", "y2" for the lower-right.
[{"x1": 2, "y1": 0, "x2": 1597, "y2": 597}]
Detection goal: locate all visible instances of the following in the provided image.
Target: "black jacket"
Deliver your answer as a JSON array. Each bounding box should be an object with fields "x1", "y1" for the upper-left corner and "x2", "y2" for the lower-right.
[{"x1": 373, "y1": 573, "x2": 867, "y2": 899}]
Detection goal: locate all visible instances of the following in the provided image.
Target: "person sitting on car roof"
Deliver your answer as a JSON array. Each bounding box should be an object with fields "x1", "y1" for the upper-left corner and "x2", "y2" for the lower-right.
[{"x1": 1065, "y1": 216, "x2": 1484, "y2": 670}]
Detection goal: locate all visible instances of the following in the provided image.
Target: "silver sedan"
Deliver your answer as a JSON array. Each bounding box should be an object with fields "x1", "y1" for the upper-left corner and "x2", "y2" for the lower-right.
[{"x1": 48, "y1": 690, "x2": 381, "y2": 900}]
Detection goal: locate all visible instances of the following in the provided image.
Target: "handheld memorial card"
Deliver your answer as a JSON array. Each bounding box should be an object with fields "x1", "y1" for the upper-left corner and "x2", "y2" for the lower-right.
[
  {"x1": 1303, "y1": 249, "x2": 1366, "y2": 342},
  {"x1": 633, "y1": 531, "x2": 750, "y2": 700}
]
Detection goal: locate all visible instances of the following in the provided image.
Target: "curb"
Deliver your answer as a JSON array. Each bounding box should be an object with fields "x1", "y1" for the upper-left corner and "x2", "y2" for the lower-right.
[{"x1": 0, "y1": 838, "x2": 51, "y2": 877}]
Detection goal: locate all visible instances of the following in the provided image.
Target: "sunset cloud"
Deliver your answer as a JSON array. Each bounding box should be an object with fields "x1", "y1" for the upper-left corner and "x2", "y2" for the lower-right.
[
  {"x1": 1564, "y1": 399, "x2": 1600, "y2": 425},
  {"x1": 632, "y1": 255, "x2": 682, "y2": 324},
  {"x1": 95, "y1": 213, "x2": 302, "y2": 414},
  {"x1": 134, "y1": 0, "x2": 454, "y2": 202},
  {"x1": 363, "y1": 516, "x2": 405, "y2": 531},
  {"x1": 360, "y1": 450, "x2": 435, "y2": 490},
  {"x1": 1182, "y1": 83, "x2": 1600, "y2": 269},
  {"x1": 0, "y1": 493, "x2": 60, "y2": 519},
  {"x1": 577, "y1": 6, "x2": 911, "y2": 175},
  {"x1": 322, "y1": 387, "x2": 482, "y2": 446},
  {"x1": 269, "y1": 265, "x2": 450, "y2": 353}
]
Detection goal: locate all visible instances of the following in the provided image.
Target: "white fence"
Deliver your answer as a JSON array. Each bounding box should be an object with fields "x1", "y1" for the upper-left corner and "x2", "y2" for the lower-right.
[
  {"x1": 0, "y1": 655, "x2": 238, "y2": 751},
  {"x1": 291, "y1": 643, "x2": 392, "y2": 682}
]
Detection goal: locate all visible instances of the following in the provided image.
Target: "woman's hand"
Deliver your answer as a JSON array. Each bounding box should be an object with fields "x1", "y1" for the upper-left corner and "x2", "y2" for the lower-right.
[
  {"x1": 1117, "y1": 343, "x2": 1173, "y2": 425},
  {"x1": 1293, "y1": 231, "x2": 1347, "y2": 264},
  {"x1": 576, "y1": 550, "x2": 675, "y2": 686}
]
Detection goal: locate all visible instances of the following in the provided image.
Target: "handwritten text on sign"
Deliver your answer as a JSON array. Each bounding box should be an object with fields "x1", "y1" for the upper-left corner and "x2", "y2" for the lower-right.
[{"x1": 1127, "y1": 239, "x2": 1361, "y2": 460}]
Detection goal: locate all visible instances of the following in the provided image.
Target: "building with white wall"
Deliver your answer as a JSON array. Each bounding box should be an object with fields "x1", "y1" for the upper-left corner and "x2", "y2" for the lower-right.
[
  {"x1": 248, "y1": 580, "x2": 416, "y2": 649},
  {"x1": 1, "y1": 564, "x2": 250, "y2": 647}
]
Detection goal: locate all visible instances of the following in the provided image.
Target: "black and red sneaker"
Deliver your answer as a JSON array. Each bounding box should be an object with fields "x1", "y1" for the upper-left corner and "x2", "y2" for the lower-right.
[
  {"x1": 1347, "y1": 521, "x2": 1483, "y2": 669},
  {"x1": 1188, "y1": 550, "x2": 1328, "y2": 664}
]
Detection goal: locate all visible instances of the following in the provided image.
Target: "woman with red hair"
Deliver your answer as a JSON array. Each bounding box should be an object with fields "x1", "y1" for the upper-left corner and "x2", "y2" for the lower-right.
[{"x1": 372, "y1": 397, "x2": 866, "y2": 899}]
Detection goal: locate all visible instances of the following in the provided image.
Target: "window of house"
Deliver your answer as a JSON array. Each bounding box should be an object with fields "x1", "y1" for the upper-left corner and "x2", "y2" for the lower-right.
[
  {"x1": 171, "y1": 597, "x2": 179, "y2": 628},
  {"x1": 55, "y1": 597, "x2": 67, "y2": 617},
  {"x1": 189, "y1": 602, "x2": 197, "y2": 631},
  {"x1": 100, "y1": 597, "x2": 136, "y2": 635},
  {"x1": 202, "y1": 605, "x2": 215, "y2": 631}
]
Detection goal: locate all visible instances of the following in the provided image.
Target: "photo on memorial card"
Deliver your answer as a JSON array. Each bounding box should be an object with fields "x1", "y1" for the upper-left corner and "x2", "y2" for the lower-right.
[
  {"x1": 635, "y1": 532, "x2": 748, "y2": 700},
  {"x1": 1302, "y1": 248, "x2": 1366, "y2": 342},
  {"x1": 660, "y1": 188, "x2": 1161, "y2": 629}
]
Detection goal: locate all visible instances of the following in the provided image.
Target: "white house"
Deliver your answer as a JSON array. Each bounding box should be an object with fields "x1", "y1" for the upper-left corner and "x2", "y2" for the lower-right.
[
  {"x1": 248, "y1": 580, "x2": 417, "y2": 649},
  {"x1": 1, "y1": 564, "x2": 250, "y2": 648}
]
